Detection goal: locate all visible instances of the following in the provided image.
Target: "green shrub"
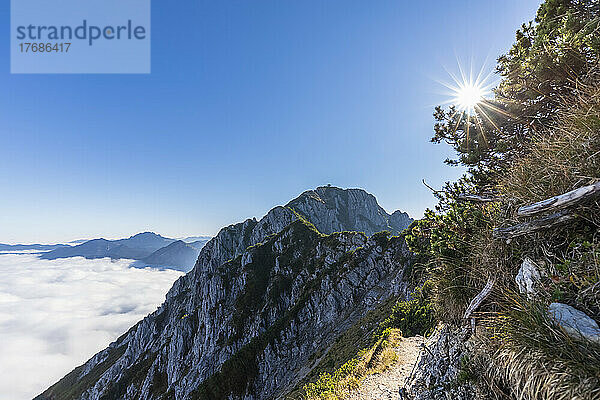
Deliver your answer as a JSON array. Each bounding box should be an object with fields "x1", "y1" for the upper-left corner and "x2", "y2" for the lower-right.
[{"x1": 376, "y1": 281, "x2": 435, "y2": 338}]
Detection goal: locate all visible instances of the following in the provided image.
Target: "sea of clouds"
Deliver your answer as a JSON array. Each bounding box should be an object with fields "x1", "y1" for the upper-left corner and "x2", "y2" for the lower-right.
[{"x1": 0, "y1": 252, "x2": 184, "y2": 400}]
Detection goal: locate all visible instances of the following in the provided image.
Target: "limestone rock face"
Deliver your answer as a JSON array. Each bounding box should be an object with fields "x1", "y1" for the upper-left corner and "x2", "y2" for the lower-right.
[
  {"x1": 405, "y1": 325, "x2": 476, "y2": 400},
  {"x1": 36, "y1": 187, "x2": 413, "y2": 400},
  {"x1": 287, "y1": 186, "x2": 412, "y2": 236},
  {"x1": 548, "y1": 302, "x2": 600, "y2": 344}
]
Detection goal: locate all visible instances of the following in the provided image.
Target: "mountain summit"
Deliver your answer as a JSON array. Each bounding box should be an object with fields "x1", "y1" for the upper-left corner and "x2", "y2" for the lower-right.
[
  {"x1": 287, "y1": 186, "x2": 411, "y2": 236},
  {"x1": 37, "y1": 186, "x2": 413, "y2": 400}
]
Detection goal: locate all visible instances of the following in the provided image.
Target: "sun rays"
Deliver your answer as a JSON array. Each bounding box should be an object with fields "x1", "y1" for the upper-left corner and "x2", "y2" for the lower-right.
[
  {"x1": 455, "y1": 82, "x2": 486, "y2": 112},
  {"x1": 437, "y1": 60, "x2": 508, "y2": 148}
]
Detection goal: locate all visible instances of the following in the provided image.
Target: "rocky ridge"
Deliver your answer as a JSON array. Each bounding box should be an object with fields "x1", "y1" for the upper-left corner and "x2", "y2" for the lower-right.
[
  {"x1": 37, "y1": 186, "x2": 413, "y2": 400},
  {"x1": 286, "y1": 186, "x2": 412, "y2": 236}
]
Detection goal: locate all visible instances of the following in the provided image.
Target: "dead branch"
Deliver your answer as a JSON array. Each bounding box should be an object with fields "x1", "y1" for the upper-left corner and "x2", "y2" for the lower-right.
[
  {"x1": 517, "y1": 181, "x2": 600, "y2": 217},
  {"x1": 494, "y1": 212, "x2": 577, "y2": 239},
  {"x1": 422, "y1": 179, "x2": 445, "y2": 195},
  {"x1": 464, "y1": 277, "x2": 495, "y2": 319},
  {"x1": 457, "y1": 194, "x2": 498, "y2": 203}
]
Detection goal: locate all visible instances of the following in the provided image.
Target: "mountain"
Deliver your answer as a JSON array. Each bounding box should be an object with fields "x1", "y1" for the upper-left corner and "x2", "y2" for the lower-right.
[
  {"x1": 37, "y1": 186, "x2": 413, "y2": 400},
  {"x1": 286, "y1": 186, "x2": 412, "y2": 235},
  {"x1": 139, "y1": 240, "x2": 208, "y2": 271},
  {"x1": 180, "y1": 236, "x2": 212, "y2": 244},
  {"x1": 0, "y1": 243, "x2": 69, "y2": 251},
  {"x1": 40, "y1": 232, "x2": 176, "y2": 261},
  {"x1": 68, "y1": 239, "x2": 90, "y2": 245}
]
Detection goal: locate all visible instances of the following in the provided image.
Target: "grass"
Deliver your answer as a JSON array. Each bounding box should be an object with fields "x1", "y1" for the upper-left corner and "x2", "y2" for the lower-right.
[
  {"x1": 476, "y1": 295, "x2": 600, "y2": 400},
  {"x1": 291, "y1": 282, "x2": 435, "y2": 400},
  {"x1": 489, "y1": 82, "x2": 600, "y2": 396},
  {"x1": 302, "y1": 328, "x2": 402, "y2": 400},
  {"x1": 471, "y1": 82, "x2": 600, "y2": 398},
  {"x1": 500, "y1": 82, "x2": 600, "y2": 204}
]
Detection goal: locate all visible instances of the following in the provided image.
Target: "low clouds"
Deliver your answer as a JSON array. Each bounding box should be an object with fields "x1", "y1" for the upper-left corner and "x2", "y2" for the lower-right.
[{"x1": 0, "y1": 252, "x2": 183, "y2": 400}]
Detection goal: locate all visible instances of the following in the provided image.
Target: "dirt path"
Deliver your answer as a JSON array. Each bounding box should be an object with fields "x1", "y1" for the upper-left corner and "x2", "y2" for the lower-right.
[{"x1": 344, "y1": 335, "x2": 424, "y2": 400}]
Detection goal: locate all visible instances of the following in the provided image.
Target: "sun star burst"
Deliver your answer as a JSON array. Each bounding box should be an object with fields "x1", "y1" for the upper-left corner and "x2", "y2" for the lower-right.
[
  {"x1": 439, "y1": 60, "x2": 495, "y2": 113},
  {"x1": 435, "y1": 60, "x2": 509, "y2": 146},
  {"x1": 454, "y1": 82, "x2": 486, "y2": 112}
]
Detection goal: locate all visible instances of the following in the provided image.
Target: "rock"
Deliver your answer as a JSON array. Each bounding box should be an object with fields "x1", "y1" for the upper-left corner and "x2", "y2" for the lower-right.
[
  {"x1": 286, "y1": 186, "x2": 413, "y2": 236},
  {"x1": 515, "y1": 258, "x2": 541, "y2": 296},
  {"x1": 548, "y1": 302, "x2": 600, "y2": 344},
  {"x1": 36, "y1": 186, "x2": 413, "y2": 400},
  {"x1": 405, "y1": 325, "x2": 476, "y2": 400}
]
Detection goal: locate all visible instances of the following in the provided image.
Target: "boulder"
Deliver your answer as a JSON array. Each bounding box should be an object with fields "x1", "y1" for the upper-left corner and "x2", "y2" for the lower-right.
[
  {"x1": 404, "y1": 325, "x2": 476, "y2": 400},
  {"x1": 515, "y1": 258, "x2": 541, "y2": 296},
  {"x1": 548, "y1": 302, "x2": 600, "y2": 344}
]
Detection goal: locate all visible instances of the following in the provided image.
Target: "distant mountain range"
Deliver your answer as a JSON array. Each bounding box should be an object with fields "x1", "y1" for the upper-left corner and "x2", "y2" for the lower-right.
[
  {"x1": 34, "y1": 233, "x2": 211, "y2": 271},
  {"x1": 0, "y1": 243, "x2": 69, "y2": 251},
  {"x1": 40, "y1": 232, "x2": 175, "y2": 260},
  {"x1": 138, "y1": 239, "x2": 208, "y2": 271},
  {"x1": 1, "y1": 233, "x2": 211, "y2": 271},
  {"x1": 67, "y1": 239, "x2": 91, "y2": 245},
  {"x1": 178, "y1": 236, "x2": 213, "y2": 243},
  {"x1": 67, "y1": 236, "x2": 211, "y2": 245}
]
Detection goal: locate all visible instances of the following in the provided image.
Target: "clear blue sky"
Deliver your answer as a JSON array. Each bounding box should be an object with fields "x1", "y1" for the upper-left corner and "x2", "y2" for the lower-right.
[{"x1": 1, "y1": 0, "x2": 541, "y2": 243}]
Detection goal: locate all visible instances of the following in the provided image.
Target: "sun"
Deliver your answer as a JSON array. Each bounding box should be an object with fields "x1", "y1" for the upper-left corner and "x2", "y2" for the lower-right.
[
  {"x1": 436, "y1": 61, "x2": 512, "y2": 146},
  {"x1": 439, "y1": 60, "x2": 495, "y2": 114},
  {"x1": 454, "y1": 82, "x2": 486, "y2": 112}
]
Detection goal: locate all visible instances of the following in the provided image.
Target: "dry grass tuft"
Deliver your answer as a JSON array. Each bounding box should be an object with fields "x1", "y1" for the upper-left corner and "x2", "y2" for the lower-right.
[
  {"x1": 501, "y1": 80, "x2": 600, "y2": 204},
  {"x1": 484, "y1": 344, "x2": 600, "y2": 400},
  {"x1": 474, "y1": 294, "x2": 600, "y2": 400}
]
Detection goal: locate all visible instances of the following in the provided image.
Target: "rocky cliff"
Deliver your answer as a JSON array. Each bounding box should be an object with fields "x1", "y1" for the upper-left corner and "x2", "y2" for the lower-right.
[
  {"x1": 37, "y1": 186, "x2": 413, "y2": 400},
  {"x1": 286, "y1": 186, "x2": 412, "y2": 236}
]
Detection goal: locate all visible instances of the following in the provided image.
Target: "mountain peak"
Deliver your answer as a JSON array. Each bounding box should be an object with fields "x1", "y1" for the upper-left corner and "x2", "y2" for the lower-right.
[
  {"x1": 286, "y1": 186, "x2": 412, "y2": 236},
  {"x1": 40, "y1": 232, "x2": 176, "y2": 261},
  {"x1": 128, "y1": 231, "x2": 163, "y2": 239}
]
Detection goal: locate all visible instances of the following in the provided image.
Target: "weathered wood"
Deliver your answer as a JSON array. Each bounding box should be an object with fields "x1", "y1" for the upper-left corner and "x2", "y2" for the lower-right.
[
  {"x1": 517, "y1": 181, "x2": 600, "y2": 217},
  {"x1": 457, "y1": 194, "x2": 498, "y2": 203},
  {"x1": 464, "y1": 277, "x2": 495, "y2": 319},
  {"x1": 494, "y1": 212, "x2": 577, "y2": 239}
]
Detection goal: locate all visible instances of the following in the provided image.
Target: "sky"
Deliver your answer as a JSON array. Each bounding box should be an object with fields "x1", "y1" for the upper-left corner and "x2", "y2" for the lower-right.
[{"x1": 0, "y1": 0, "x2": 542, "y2": 244}]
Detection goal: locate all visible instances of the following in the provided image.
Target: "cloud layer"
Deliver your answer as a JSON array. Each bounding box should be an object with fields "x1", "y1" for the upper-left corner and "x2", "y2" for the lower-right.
[{"x1": 0, "y1": 252, "x2": 183, "y2": 400}]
